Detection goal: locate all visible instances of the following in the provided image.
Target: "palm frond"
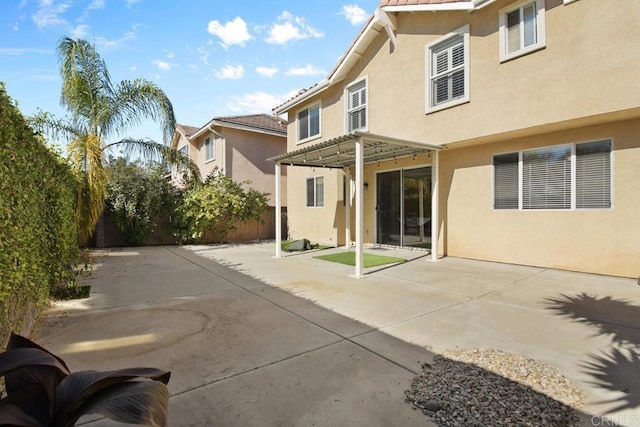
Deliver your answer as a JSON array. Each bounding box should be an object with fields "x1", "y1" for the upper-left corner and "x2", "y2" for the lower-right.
[
  {"x1": 108, "y1": 79, "x2": 176, "y2": 144},
  {"x1": 105, "y1": 137, "x2": 201, "y2": 183},
  {"x1": 29, "y1": 110, "x2": 85, "y2": 143},
  {"x1": 57, "y1": 36, "x2": 113, "y2": 132}
]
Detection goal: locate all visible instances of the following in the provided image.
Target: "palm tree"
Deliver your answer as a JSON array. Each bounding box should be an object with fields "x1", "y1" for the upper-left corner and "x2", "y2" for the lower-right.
[{"x1": 32, "y1": 36, "x2": 199, "y2": 243}]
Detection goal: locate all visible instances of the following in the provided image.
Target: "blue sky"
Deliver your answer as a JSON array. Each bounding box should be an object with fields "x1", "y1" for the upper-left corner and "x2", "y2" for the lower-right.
[{"x1": 1, "y1": 0, "x2": 379, "y2": 146}]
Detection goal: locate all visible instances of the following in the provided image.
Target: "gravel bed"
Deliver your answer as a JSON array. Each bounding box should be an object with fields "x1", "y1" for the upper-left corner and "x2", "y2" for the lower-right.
[{"x1": 405, "y1": 348, "x2": 586, "y2": 426}]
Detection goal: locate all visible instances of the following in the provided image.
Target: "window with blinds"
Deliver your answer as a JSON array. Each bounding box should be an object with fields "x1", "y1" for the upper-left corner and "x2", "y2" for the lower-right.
[
  {"x1": 493, "y1": 153, "x2": 519, "y2": 209},
  {"x1": 499, "y1": 0, "x2": 545, "y2": 62},
  {"x1": 576, "y1": 140, "x2": 612, "y2": 209},
  {"x1": 347, "y1": 80, "x2": 367, "y2": 132},
  {"x1": 493, "y1": 140, "x2": 612, "y2": 210},
  {"x1": 426, "y1": 25, "x2": 469, "y2": 113},
  {"x1": 523, "y1": 145, "x2": 571, "y2": 210},
  {"x1": 306, "y1": 176, "x2": 324, "y2": 207},
  {"x1": 297, "y1": 103, "x2": 320, "y2": 142},
  {"x1": 432, "y1": 36, "x2": 465, "y2": 107}
]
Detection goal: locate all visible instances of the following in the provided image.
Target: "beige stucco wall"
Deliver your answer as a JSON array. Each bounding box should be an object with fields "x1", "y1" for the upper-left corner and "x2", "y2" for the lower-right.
[
  {"x1": 286, "y1": 166, "x2": 344, "y2": 245},
  {"x1": 440, "y1": 118, "x2": 640, "y2": 278},
  {"x1": 283, "y1": 0, "x2": 639, "y2": 276}
]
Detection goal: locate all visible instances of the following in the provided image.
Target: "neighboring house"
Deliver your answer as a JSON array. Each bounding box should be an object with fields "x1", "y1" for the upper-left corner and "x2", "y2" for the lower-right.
[
  {"x1": 171, "y1": 114, "x2": 287, "y2": 208},
  {"x1": 271, "y1": 0, "x2": 640, "y2": 278}
]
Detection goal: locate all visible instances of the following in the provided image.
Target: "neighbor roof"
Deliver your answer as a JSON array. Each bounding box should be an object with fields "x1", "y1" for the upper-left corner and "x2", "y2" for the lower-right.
[
  {"x1": 212, "y1": 114, "x2": 287, "y2": 135},
  {"x1": 183, "y1": 113, "x2": 288, "y2": 141},
  {"x1": 176, "y1": 124, "x2": 200, "y2": 137}
]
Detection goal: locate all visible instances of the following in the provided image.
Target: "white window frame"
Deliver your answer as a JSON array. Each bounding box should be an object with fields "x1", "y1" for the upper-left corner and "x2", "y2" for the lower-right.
[
  {"x1": 345, "y1": 77, "x2": 368, "y2": 133},
  {"x1": 176, "y1": 144, "x2": 190, "y2": 178},
  {"x1": 425, "y1": 25, "x2": 470, "y2": 114},
  {"x1": 296, "y1": 102, "x2": 321, "y2": 144},
  {"x1": 306, "y1": 176, "x2": 325, "y2": 208},
  {"x1": 492, "y1": 139, "x2": 613, "y2": 211},
  {"x1": 499, "y1": 0, "x2": 546, "y2": 63},
  {"x1": 204, "y1": 137, "x2": 215, "y2": 162}
]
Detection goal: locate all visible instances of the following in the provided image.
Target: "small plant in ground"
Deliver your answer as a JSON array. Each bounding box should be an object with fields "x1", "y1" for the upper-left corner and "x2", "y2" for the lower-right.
[{"x1": 0, "y1": 333, "x2": 170, "y2": 426}]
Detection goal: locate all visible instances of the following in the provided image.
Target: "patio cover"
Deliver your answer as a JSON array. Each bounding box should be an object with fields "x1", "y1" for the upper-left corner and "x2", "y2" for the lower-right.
[{"x1": 269, "y1": 131, "x2": 444, "y2": 278}]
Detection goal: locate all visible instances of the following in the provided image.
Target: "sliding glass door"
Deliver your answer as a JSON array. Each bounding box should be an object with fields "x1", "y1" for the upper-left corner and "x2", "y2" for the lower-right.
[{"x1": 376, "y1": 167, "x2": 431, "y2": 248}]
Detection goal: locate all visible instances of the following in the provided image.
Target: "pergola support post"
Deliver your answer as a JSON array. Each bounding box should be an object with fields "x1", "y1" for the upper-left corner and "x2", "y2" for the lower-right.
[
  {"x1": 274, "y1": 161, "x2": 282, "y2": 258},
  {"x1": 431, "y1": 150, "x2": 439, "y2": 262},
  {"x1": 344, "y1": 167, "x2": 351, "y2": 249},
  {"x1": 354, "y1": 138, "x2": 364, "y2": 278}
]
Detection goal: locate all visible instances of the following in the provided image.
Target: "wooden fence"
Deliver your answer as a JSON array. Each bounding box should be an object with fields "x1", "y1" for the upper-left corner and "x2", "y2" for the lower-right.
[{"x1": 92, "y1": 207, "x2": 287, "y2": 248}]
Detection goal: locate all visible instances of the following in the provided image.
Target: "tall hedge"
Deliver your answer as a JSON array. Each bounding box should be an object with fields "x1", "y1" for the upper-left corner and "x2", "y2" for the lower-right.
[{"x1": 0, "y1": 83, "x2": 79, "y2": 347}]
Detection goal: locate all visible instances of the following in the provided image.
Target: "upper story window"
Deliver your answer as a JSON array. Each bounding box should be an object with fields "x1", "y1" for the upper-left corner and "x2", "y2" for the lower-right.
[
  {"x1": 297, "y1": 103, "x2": 320, "y2": 143},
  {"x1": 204, "y1": 137, "x2": 215, "y2": 161},
  {"x1": 493, "y1": 140, "x2": 612, "y2": 210},
  {"x1": 176, "y1": 144, "x2": 189, "y2": 177},
  {"x1": 499, "y1": 0, "x2": 546, "y2": 62},
  {"x1": 346, "y1": 79, "x2": 367, "y2": 132},
  {"x1": 426, "y1": 25, "x2": 469, "y2": 114}
]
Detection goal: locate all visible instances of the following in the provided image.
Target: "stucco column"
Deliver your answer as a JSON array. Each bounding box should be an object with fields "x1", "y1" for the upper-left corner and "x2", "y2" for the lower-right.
[
  {"x1": 275, "y1": 161, "x2": 282, "y2": 258},
  {"x1": 344, "y1": 166, "x2": 351, "y2": 249},
  {"x1": 354, "y1": 139, "x2": 364, "y2": 278},
  {"x1": 431, "y1": 150, "x2": 439, "y2": 262}
]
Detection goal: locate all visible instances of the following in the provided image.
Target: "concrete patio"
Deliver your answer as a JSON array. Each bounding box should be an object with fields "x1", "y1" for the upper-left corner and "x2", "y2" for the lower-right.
[{"x1": 31, "y1": 243, "x2": 640, "y2": 426}]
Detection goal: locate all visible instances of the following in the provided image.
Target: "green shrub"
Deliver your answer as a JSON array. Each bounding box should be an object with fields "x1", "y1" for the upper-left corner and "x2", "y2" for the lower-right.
[
  {"x1": 0, "y1": 83, "x2": 80, "y2": 347},
  {"x1": 173, "y1": 167, "x2": 269, "y2": 243},
  {"x1": 106, "y1": 157, "x2": 174, "y2": 246}
]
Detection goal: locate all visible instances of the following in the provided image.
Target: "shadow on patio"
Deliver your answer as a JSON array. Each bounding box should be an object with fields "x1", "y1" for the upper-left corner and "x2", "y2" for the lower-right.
[{"x1": 545, "y1": 293, "x2": 640, "y2": 415}]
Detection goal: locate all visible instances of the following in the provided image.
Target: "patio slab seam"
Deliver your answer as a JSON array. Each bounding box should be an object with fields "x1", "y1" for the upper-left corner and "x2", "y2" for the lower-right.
[{"x1": 167, "y1": 246, "x2": 424, "y2": 376}]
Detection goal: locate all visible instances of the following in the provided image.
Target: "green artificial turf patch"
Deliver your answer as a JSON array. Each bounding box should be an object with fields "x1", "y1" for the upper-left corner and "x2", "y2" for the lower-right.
[{"x1": 314, "y1": 251, "x2": 406, "y2": 268}]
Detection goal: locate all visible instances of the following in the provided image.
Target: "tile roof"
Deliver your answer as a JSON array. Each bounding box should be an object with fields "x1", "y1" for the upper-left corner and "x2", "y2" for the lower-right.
[
  {"x1": 176, "y1": 124, "x2": 200, "y2": 137},
  {"x1": 212, "y1": 114, "x2": 287, "y2": 134},
  {"x1": 380, "y1": 0, "x2": 469, "y2": 5}
]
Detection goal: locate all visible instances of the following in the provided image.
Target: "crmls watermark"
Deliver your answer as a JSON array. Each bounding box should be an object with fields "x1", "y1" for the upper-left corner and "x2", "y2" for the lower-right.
[{"x1": 591, "y1": 414, "x2": 640, "y2": 426}]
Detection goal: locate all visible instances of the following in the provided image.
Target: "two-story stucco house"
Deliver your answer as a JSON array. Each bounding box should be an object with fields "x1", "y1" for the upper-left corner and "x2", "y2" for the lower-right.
[
  {"x1": 271, "y1": 0, "x2": 640, "y2": 278},
  {"x1": 171, "y1": 114, "x2": 288, "y2": 241},
  {"x1": 172, "y1": 114, "x2": 287, "y2": 209}
]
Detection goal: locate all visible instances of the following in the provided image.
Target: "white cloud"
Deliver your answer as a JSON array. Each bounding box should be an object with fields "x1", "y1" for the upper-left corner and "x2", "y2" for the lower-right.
[
  {"x1": 129, "y1": 65, "x2": 137, "y2": 72},
  {"x1": 207, "y1": 17, "x2": 252, "y2": 48},
  {"x1": 340, "y1": 4, "x2": 368, "y2": 26},
  {"x1": 32, "y1": 0, "x2": 72, "y2": 28},
  {"x1": 11, "y1": 22, "x2": 19, "y2": 31},
  {"x1": 256, "y1": 66, "x2": 278, "y2": 78},
  {"x1": 227, "y1": 91, "x2": 293, "y2": 114},
  {"x1": 95, "y1": 26, "x2": 137, "y2": 49},
  {"x1": 266, "y1": 11, "x2": 323, "y2": 46},
  {"x1": 214, "y1": 64, "x2": 244, "y2": 80},
  {"x1": 153, "y1": 60, "x2": 175, "y2": 71},
  {"x1": 166, "y1": 51, "x2": 175, "y2": 59},
  {"x1": 87, "y1": 0, "x2": 105, "y2": 10},
  {"x1": 71, "y1": 24, "x2": 90, "y2": 38},
  {"x1": 126, "y1": 0, "x2": 142, "y2": 8},
  {"x1": 285, "y1": 64, "x2": 325, "y2": 76},
  {"x1": 197, "y1": 46, "x2": 211, "y2": 65},
  {"x1": 0, "y1": 47, "x2": 51, "y2": 55}
]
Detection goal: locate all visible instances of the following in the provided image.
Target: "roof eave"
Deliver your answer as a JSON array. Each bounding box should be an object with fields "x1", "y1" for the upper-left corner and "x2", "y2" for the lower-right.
[
  {"x1": 382, "y1": 0, "x2": 496, "y2": 13},
  {"x1": 272, "y1": 79, "x2": 330, "y2": 115},
  {"x1": 273, "y1": 10, "x2": 393, "y2": 115},
  {"x1": 189, "y1": 119, "x2": 286, "y2": 140}
]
